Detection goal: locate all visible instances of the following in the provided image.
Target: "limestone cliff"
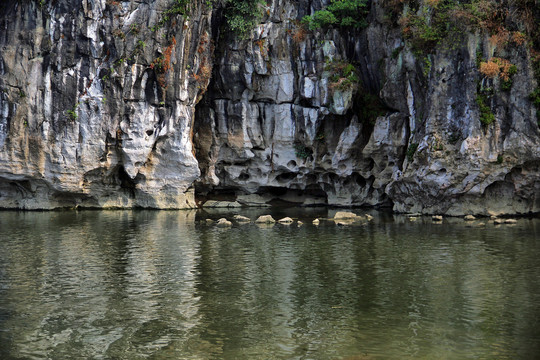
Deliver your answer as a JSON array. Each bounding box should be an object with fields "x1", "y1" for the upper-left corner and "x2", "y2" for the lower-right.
[
  {"x1": 0, "y1": 0, "x2": 211, "y2": 208},
  {"x1": 194, "y1": 0, "x2": 540, "y2": 215},
  {"x1": 1, "y1": 0, "x2": 540, "y2": 215}
]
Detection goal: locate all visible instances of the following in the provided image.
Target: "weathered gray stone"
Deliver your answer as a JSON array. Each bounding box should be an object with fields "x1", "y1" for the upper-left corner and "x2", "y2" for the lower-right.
[
  {"x1": 330, "y1": 88, "x2": 354, "y2": 115},
  {"x1": 203, "y1": 201, "x2": 242, "y2": 208}
]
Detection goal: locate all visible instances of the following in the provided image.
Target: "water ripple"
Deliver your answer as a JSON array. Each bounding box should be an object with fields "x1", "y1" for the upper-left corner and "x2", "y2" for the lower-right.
[{"x1": 0, "y1": 211, "x2": 539, "y2": 359}]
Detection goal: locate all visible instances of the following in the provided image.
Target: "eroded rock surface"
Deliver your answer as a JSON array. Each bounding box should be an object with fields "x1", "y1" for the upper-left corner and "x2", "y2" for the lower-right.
[
  {"x1": 1, "y1": 0, "x2": 539, "y2": 215},
  {"x1": 194, "y1": 0, "x2": 540, "y2": 215},
  {"x1": 0, "y1": 0, "x2": 212, "y2": 208}
]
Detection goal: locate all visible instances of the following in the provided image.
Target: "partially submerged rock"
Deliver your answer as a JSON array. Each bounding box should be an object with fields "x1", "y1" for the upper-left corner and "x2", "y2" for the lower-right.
[
  {"x1": 203, "y1": 201, "x2": 242, "y2": 208},
  {"x1": 216, "y1": 218, "x2": 232, "y2": 227},
  {"x1": 278, "y1": 217, "x2": 294, "y2": 224},
  {"x1": 432, "y1": 215, "x2": 443, "y2": 221},
  {"x1": 333, "y1": 211, "x2": 366, "y2": 225},
  {"x1": 233, "y1": 215, "x2": 251, "y2": 223},
  {"x1": 464, "y1": 215, "x2": 476, "y2": 221},
  {"x1": 333, "y1": 211, "x2": 360, "y2": 220},
  {"x1": 255, "y1": 215, "x2": 276, "y2": 224},
  {"x1": 466, "y1": 221, "x2": 486, "y2": 228},
  {"x1": 312, "y1": 219, "x2": 320, "y2": 225}
]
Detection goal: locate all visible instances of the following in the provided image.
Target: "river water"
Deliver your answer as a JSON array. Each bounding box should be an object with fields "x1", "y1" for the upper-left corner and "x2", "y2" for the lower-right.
[{"x1": 0, "y1": 209, "x2": 539, "y2": 359}]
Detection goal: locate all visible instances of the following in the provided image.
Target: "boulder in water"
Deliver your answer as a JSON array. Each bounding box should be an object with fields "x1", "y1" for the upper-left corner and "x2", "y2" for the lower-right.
[
  {"x1": 216, "y1": 218, "x2": 232, "y2": 227},
  {"x1": 255, "y1": 215, "x2": 276, "y2": 224},
  {"x1": 233, "y1": 215, "x2": 251, "y2": 223}
]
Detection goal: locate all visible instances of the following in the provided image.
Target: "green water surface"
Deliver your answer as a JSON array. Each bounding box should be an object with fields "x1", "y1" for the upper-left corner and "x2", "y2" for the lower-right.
[{"x1": 0, "y1": 209, "x2": 539, "y2": 359}]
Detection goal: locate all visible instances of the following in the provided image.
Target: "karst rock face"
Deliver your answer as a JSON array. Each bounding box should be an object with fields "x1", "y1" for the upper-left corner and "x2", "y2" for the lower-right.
[
  {"x1": 0, "y1": 0, "x2": 211, "y2": 209},
  {"x1": 1, "y1": 0, "x2": 539, "y2": 215}
]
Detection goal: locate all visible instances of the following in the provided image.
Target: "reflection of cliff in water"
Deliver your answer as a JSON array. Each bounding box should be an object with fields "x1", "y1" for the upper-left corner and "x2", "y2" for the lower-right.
[{"x1": 0, "y1": 210, "x2": 539, "y2": 358}]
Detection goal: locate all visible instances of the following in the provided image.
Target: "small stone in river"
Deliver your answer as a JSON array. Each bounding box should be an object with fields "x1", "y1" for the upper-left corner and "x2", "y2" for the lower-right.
[
  {"x1": 432, "y1": 215, "x2": 443, "y2": 221},
  {"x1": 255, "y1": 215, "x2": 276, "y2": 224},
  {"x1": 205, "y1": 219, "x2": 214, "y2": 224},
  {"x1": 216, "y1": 218, "x2": 232, "y2": 227},
  {"x1": 365, "y1": 214, "x2": 373, "y2": 221},
  {"x1": 278, "y1": 217, "x2": 294, "y2": 224},
  {"x1": 233, "y1": 215, "x2": 251, "y2": 223},
  {"x1": 505, "y1": 219, "x2": 518, "y2": 224},
  {"x1": 313, "y1": 219, "x2": 320, "y2": 225},
  {"x1": 297, "y1": 221, "x2": 304, "y2": 226},
  {"x1": 494, "y1": 218, "x2": 505, "y2": 225},
  {"x1": 333, "y1": 211, "x2": 359, "y2": 220},
  {"x1": 464, "y1": 215, "x2": 476, "y2": 221}
]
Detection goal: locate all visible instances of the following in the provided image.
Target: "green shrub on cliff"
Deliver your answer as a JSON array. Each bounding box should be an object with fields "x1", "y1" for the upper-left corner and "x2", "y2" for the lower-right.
[
  {"x1": 66, "y1": 103, "x2": 79, "y2": 122},
  {"x1": 304, "y1": 10, "x2": 337, "y2": 30},
  {"x1": 476, "y1": 94, "x2": 494, "y2": 126},
  {"x1": 399, "y1": 1, "x2": 464, "y2": 55},
  {"x1": 302, "y1": 0, "x2": 368, "y2": 31},
  {"x1": 326, "y1": 60, "x2": 360, "y2": 92},
  {"x1": 224, "y1": 0, "x2": 266, "y2": 38},
  {"x1": 152, "y1": 0, "x2": 190, "y2": 31}
]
